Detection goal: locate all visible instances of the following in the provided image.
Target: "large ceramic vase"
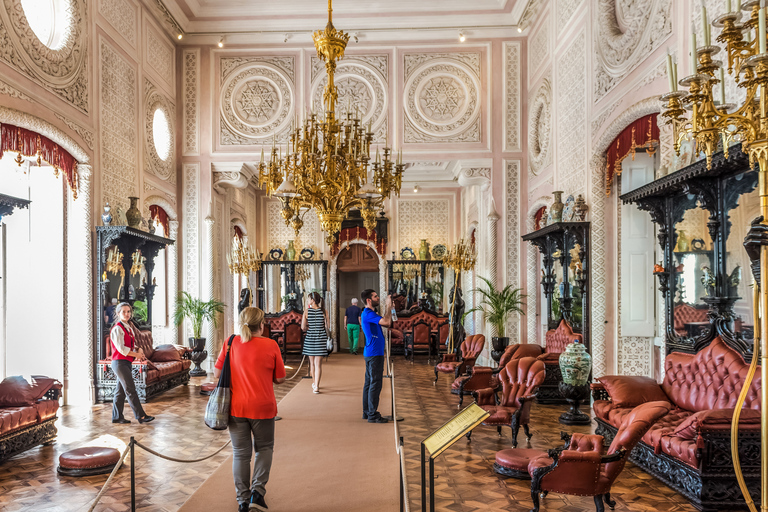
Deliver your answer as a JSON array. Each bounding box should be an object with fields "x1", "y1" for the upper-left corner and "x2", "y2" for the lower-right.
[
  {"x1": 126, "y1": 197, "x2": 142, "y2": 228},
  {"x1": 188, "y1": 337, "x2": 208, "y2": 377},
  {"x1": 550, "y1": 191, "x2": 564, "y2": 223},
  {"x1": 491, "y1": 336, "x2": 509, "y2": 363},
  {"x1": 419, "y1": 239, "x2": 430, "y2": 260},
  {"x1": 286, "y1": 240, "x2": 296, "y2": 261},
  {"x1": 558, "y1": 341, "x2": 592, "y2": 425}
]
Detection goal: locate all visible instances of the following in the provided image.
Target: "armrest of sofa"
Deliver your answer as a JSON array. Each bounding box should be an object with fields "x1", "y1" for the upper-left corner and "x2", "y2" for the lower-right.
[
  {"x1": 472, "y1": 387, "x2": 497, "y2": 406},
  {"x1": 590, "y1": 382, "x2": 610, "y2": 402},
  {"x1": 674, "y1": 408, "x2": 762, "y2": 439},
  {"x1": 458, "y1": 367, "x2": 497, "y2": 395}
]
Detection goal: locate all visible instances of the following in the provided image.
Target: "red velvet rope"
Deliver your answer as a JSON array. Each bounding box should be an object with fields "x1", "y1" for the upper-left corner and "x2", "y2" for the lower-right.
[
  {"x1": 605, "y1": 114, "x2": 659, "y2": 196},
  {"x1": 330, "y1": 226, "x2": 387, "y2": 256},
  {"x1": 0, "y1": 123, "x2": 79, "y2": 198},
  {"x1": 149, "y1": 205, "x2": 170, "y2": 237}
]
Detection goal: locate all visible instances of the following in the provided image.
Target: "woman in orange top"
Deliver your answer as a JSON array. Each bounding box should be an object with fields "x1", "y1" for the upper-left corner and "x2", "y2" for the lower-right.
[{"x1": 214, "y1": 307, "x2": 286, "y2": 512}]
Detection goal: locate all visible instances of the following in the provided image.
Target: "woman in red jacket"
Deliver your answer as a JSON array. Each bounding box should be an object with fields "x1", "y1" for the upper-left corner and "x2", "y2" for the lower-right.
[{"x1": 214, "y1": 307, "x2": 286, "y2": 512}]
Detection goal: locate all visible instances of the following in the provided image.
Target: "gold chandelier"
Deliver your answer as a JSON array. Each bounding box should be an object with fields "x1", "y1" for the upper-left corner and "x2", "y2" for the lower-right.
[
  {"x1": 660, "y1": 4, "x2": 768, "y2": 511},
  {"x1": 257, "y1": 0, "x2": 404, "y2": 245}
]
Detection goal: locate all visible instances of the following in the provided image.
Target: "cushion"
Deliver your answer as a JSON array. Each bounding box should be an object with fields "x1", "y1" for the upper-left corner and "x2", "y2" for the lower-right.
[
  {"x1": 151, "y1": 345, "x2": 182, "y2": 362},
  {"x1": 674, "y1": 408, "x2": 762, "y2": 440},
  {"x1": 27, "y1": 377, "x2": 56, "y2": 400},
  {"x1": 598, "y1": 375, "x2": 669, "y2": 407},
  {"x1": 0, "y1": 376, "x2": 35, "y2": 407}
]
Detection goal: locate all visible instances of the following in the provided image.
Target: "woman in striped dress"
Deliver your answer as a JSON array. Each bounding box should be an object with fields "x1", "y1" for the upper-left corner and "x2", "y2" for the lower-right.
[{"x1": 302, "y1": 292, "x2": 329, "y2": 393}]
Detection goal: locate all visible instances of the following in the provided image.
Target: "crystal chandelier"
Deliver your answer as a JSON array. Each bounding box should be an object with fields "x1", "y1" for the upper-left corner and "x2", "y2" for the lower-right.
[
  {"x1": 257, "y1": 0, "x2": 404, "y2": 245},
  {"x1": 660, "y1": 4, "x2": 768, "y2": 511}
]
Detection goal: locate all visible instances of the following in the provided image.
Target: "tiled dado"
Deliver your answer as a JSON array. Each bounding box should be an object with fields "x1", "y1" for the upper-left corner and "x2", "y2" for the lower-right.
[
  {"x1": 394, "y1": 357, "x2": 697, "y2": 512},
  {"x1": 0, "y1": 370, "x2": 302, "y2": 512}
]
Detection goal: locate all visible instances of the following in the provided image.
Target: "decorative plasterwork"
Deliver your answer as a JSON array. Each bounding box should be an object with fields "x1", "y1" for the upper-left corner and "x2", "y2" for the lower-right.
[
  {"x1": 557, "y1": 0, "x2": 581, "y2": 32},
  {"x1": 0, "y1": 105, "x2": 89, "y2": 163},
  {"x1": 311, "y1": 55, "x2": 388, "y2": 142},
  {"x1": 504, "y1": 160, "x2": 521, "y2": 338},
  {"x1": 144, "y1": 79, "x2": 175, "y2": 184},
  {"x1": 593, "y1": 0, "x2": 671, "y2": 103},
  {"x1": 99, "y1": 38, "x2": 136, "y2": 211},
  {"x1": 528, "y1": 77, "x2": 552, "y2": 176},
  {"x1": 212, "y1": 163, "x2": 249, "y2": 192},
  {"x1": 143, "y1": 180, "x2": 176, "y2": 208},
  {"x1": 146, "y1": 26, "x2": 174, "y2": 87},
  {"x1": 528, "y1": 21, "x2": 549, "y2": 82},
  {"x1": 183, "y1": 163, "x2": 200, "y2": 299},
  {"x1": 266, "y1": 199, "x2": 320, "y2": 252},
  {"x1": 519, "y1": 0, "x2": 547, "y2": 30},
  {"x1": 54, "y1": 113, "x2": 94, "y2": 151},
  {"x1": 557, "y1": 32, "x2": 586, "y2": 196},
  {"x1": 146, "y1": 0, "x2": 183, "y2": 41},
  {"x1": 98, "y1": 0, "x2": 137, "y2": 48},
  {"x1": 183, "y1": 49, "x2": 200, "y2": 156},
  {"x1": 0, "y1": 0, "x2": 89, "y2": 113},
  {"x1": 403, "y1": 52, "x2": 481, "y2": 143},
  {"x1": 397, "y1": 198, "x2": 450, "y2": 251},
  {"x1": 503, "y1": 42, "x2": 521, "y2": 152},
  {"x1": 220, "y1": 57, "x2": 295, "y2": 144}
]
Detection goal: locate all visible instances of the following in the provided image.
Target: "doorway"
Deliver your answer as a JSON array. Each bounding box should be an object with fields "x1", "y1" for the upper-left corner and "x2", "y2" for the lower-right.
[{"x1": 336, "y1": 244, "x2": 380, "y2": 352}]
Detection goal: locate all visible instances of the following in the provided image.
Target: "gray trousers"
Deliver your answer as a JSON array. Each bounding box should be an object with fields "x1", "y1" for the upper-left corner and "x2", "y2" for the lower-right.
[
  {"x1": 228, "y1": 416, "x2": 275, "y2": 504},
  {"x1": 111, "y1": 359, "x2": 146, "y2": 421}
]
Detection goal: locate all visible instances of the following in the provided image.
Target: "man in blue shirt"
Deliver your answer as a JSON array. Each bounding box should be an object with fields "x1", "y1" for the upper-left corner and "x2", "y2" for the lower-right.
[
  {"x1": 360, "y1": 288, "x2": 393, "y2": 424},
  {"x1": 344, "y1": 298, "x2": 362, "y2": 355}
]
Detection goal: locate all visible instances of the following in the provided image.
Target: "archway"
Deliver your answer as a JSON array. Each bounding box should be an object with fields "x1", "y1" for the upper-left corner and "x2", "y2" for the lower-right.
[
  {"x1": 525, "y1": 196, "x2": 551, "y2": 346},
  {"x1": 144, "y1": 196, "x2": 179, "y2": 347},
  {"x1": 0, "y1": 105, "x2": 92, "y2": 405}
]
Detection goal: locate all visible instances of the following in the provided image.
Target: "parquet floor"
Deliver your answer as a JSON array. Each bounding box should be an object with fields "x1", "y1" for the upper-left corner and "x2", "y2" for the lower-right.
[
  {"x1": 0, "y1": 357, "x2": 305, "y2": 512},
  {"x1": 394, "y1": 357, "x2": 698, "y2": 512},
  {"x1": 0, "y1": 355, "x2": 699, "y2": 511}
]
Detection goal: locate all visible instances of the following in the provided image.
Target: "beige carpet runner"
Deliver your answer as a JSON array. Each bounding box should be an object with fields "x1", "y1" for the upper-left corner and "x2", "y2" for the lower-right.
[{"x1": 180, "y1": 353, "x2": 399, "y2": 512}]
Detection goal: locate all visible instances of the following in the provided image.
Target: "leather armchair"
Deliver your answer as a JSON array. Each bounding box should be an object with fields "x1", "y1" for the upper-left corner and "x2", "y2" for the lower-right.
[
  {"x1": 452, "y1": 342, "x2": 544, "y2": 408},
  {"x1": 433, "y1": 334, "x2": 485, "y2": 384},
  {"x1": 282, "y1": 320, "x2": 304, "y2": 354},
  {"x1": 405, "y1": 319, "x2": 433, "y2": 363},
  {"x1": 469, "y1": 357, "x2": 546, "y2": 447},
  {"x1": 434, "y1": 320, "x2": 451, "y2": 357},
  {"x1": 496, "y1": 401, "x2": 671, "y2": 512}
]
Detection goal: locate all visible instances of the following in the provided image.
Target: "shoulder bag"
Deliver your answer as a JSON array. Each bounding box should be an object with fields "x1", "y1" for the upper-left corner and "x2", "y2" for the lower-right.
[{"x1": 204, "y1": 334, "x2": 236, "y2": 430}]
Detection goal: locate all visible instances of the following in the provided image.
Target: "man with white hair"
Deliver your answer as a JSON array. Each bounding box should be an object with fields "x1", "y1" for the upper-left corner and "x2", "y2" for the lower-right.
[{"x1": 344, "y1": 297, "x2": 363, "y2": 354}]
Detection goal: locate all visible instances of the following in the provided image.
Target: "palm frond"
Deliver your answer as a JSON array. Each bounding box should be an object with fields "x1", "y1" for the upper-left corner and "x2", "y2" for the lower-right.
[{"x1": 470, "y1": 276, "x2": 526, "y2": 337}]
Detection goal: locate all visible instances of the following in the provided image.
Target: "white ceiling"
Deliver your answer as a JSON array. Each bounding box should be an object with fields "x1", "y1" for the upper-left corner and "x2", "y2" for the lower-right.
[{"x1": 163, "y1": 0, "x2": 528, "y2": 41}]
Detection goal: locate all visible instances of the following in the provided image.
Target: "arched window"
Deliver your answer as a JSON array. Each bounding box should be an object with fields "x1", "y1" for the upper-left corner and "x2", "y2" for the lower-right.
[
  {"x1": 20, "y1": 0, "x2": 74, "y2": 50},
  {"x1": 152, "y1": 108, "x2": 172, "y2": 162}
]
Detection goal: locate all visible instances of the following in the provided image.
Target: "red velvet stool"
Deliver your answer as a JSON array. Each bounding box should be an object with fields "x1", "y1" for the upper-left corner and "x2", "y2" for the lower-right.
[
  {"x1": 200, "y1": 382, "x2": 216, "y2": 396},
  {"x1": 493, "y1": 448, "x2": 551, "y2": 480},
  {"x1": 58, "y1": 447, "x2": 121, "y2": 477}
]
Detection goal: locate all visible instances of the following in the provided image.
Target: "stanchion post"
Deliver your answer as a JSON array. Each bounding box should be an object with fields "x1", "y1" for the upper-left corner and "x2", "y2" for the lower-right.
[
  {"x1": 400, "y1": 437, "x2": 404, "y2": 512},
  {"x1": 429, "y1": 456, "x2": 435, "y2": 512},
  {"x1": 420, "y1": 442, "x2": 426, "y2": 512},
  {"x1": 130, "y1": 436, "x2": 136, "y2": 512}
]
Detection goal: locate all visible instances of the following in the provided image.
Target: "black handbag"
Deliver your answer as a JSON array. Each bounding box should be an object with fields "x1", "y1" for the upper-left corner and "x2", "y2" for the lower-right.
[{"x1": 204, "y1": 335, "x2": 236, "y2": 430}]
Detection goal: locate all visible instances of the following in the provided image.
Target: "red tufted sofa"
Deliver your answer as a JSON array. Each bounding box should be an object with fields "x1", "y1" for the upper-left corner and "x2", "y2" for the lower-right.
[
  {"x1": 391, "y1": 309, "x2": 448, "y2": 354},
  {"x1": 535, "y1": 320, "x2": 583, "y2": 403},
  {"x1": 592, "y1": 336, "x2": 761, "y2": 512},
  {"x1": 96, "y1": 322, "x2": 192, "y2": 403},
  {"x1": 673, "y1": 304, "x2": 709, "y2": 336},
  {"x1": 265, "y1": 310, "x2": 304, "y2": 354},
  {"x1": 0, "y1": 376, "x2": 62, "y2": 462}
]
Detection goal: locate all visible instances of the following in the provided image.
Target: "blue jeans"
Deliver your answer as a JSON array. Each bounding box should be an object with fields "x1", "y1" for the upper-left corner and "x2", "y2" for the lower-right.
[{"x1": 363, "y1": 355, "x2": 385, "y2": 420}]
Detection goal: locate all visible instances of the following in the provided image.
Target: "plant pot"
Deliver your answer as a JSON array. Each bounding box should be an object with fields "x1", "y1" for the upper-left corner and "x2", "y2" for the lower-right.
[
  {"x1": 188, "y1": 337, "x2": 208, "y2": 377},
  {"x1": 491, "y1": 336, "x2": 509, "y2": 363}
]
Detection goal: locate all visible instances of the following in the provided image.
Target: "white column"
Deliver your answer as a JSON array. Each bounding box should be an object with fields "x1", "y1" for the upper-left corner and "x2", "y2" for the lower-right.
[
  {"x1": 480, "y1": 207, "x2": 500, "y2": 367},
  {"x1": 204, "y1": 216, "x2": 215, "y2": 372},
  {"x1": 168, "y1": 220, "x2": 179, "y2": 345},
  {"x1": 65, "y1": 164, "x2": 93, "y2": 405}
]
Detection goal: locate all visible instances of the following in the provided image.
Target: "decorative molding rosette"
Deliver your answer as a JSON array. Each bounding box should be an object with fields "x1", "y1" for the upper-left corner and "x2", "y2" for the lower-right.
[
  {"x1": 403, "y1": 55, "x2": 481, "y2": 143},
  {"x1": 0, "y1": 0, "x2": 89, "y2": 113},
  {"x1": 593, "y1": 0, "x2": 671, "y2": 102},
  {"x1": 220, "y1": 59, "x2": 294, "y2": 143},
  {"x1": 144, "y1": 80, "x2": 175, "y2": 183},
  {"x1": 310, "y1": 57, "x2": 388, "y2": 142},
  {"x1": 528, "y1": 78, "x2": 552, "y2": 176}
]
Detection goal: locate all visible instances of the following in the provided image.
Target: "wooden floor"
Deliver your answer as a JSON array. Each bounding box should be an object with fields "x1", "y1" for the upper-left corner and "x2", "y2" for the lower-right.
[{"x1": 0, "y1": 354, "x2": 698, "y2": 511}]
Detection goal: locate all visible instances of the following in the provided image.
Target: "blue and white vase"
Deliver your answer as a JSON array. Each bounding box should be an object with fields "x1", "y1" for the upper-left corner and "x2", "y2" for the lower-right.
[{"x1": 559, "y1": 342, "x2": 591, "y2": 386}]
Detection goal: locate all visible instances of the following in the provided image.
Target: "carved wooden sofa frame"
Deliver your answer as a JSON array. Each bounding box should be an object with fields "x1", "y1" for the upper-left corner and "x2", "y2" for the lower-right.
[{"x1": 0, "y1": 381, "x2": 62, "y2": 462}]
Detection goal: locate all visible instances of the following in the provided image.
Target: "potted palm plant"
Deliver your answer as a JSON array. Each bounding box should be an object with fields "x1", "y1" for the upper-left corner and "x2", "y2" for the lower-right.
[
  {"x1": 173, "y1": 292, "x2": 226, "y2": 376},
  {"x1": 470, "y1": 276, "x2": 526, "y2": 363}
]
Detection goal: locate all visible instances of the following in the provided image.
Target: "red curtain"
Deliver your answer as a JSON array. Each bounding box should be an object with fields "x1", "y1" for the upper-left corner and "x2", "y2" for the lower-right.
[
  {"x1": 330, "y1": 226, "x2": 387, "y2": 256},
  {"x1": 149, "y1": 205, "x2": 170, "y2": 237},
  {"x1": 604, "y1": 114, "x2": 659, "y2": 196},
  {"x1": 233, "y1": 225, "x2": 244, "y2": 241},
  {"x1": 0, "y1": 123, "x2": 79, "y2": 198}
]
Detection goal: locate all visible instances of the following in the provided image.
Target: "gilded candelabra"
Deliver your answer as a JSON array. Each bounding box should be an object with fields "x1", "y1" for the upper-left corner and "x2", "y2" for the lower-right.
[
  {"x1": 257, "y1": 0, "x2": 403, "y2": 245},
  {"x1": 442, "y1": 239, "x2": 477, "y2": 353},
  {"x1": 105, "y1": 247, "x2": 124, "y2": 277},
  {"x1": 661, "y1": 3, "x2": 768, "y2": 510},
  {"x1": 227, "y1": 238, "x2": 262, "y2": 307}
]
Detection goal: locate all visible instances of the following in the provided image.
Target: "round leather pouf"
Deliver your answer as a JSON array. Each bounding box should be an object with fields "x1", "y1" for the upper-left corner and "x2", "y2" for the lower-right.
[
  {"x1": 58, "y1": 447, "x2": 121, "y2": 477},
  {"x1": 200, "y1": 382, "x2": 216, "y2": 396},
  {"x1": 493, "y1": 448, "x2": 548, "y2": 480}
]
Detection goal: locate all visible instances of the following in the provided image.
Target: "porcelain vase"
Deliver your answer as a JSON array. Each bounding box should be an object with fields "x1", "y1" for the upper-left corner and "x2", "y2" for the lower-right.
[
  {"x1": 286, "y1": 240, "x2": 296, "y2": 261},
  {"x1": 550, "y1": 191, "x2": 564, "y2": 223},
  {"x1": 126, "y1": 197, "x2": 142, "y2": 228},
  {"x1": 419, "y1": 239, "x2": 430, "y2": 260},
  {"x1": 559, "y1": 341, "x2": 591, "y2": 386},
  {"x1": 676, "y1": 230, "x2": 690, "y2": 252}
]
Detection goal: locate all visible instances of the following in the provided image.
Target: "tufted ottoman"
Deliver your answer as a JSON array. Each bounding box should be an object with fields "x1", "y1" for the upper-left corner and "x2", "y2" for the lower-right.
[
  {"x1": 58, "y1": 447, "x2": 121, "y2": 477},
  {"x1": 200, "y1": 382, "x2": 216, "y2": 396},
  {"x1": 493, "y1": 448, "x2": 551, "y2": 480}
]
